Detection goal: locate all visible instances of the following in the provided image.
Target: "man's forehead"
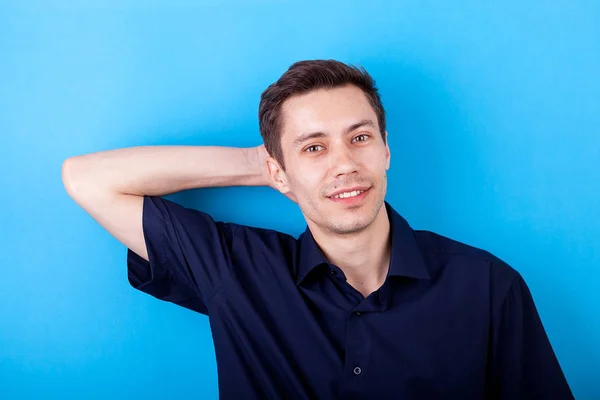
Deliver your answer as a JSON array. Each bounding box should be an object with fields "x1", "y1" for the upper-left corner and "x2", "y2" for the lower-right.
[
  {"x1": 280, "y1": 87, "x2": 378, "y2": 139},
  {"x1": 282, "y1": 85, "x2": 370, "y2": 111}
]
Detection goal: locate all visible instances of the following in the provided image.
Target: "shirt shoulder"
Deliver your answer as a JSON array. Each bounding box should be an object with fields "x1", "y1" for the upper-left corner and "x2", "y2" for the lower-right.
[
  {"x1": 232, "y1": 223, "x2": 299, "y2": 253},
  {"x1": 413, "y1": 229, "x2": 521, "y2": 288},
  {"x1": 228, "y1": 222, "x2": 302, "y2": 279}
]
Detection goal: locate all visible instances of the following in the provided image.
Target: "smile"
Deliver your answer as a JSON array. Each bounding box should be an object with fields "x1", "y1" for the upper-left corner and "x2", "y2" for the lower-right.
[{"x1": 329, "y1": 189, "x2": 365, "y2": 199}]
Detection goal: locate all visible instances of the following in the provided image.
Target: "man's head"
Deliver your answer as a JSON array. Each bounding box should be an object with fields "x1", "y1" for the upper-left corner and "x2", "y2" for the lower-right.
[{"x1": 259, "y1": 59, "x2": 391, "y2": 236}]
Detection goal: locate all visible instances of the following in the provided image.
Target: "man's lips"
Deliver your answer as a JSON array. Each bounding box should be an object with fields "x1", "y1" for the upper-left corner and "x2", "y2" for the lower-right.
[
  {"x1": 326, "y1": 187, "x2": 371, "y2": 204},
  {"x1": 327, "y1": 186, "x2": 371, "y2": 198}
]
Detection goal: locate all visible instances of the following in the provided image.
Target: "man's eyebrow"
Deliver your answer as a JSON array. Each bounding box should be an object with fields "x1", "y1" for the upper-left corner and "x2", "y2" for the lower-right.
[
  {"x1": 292, "y1": 119, "x2": 377, "y2": 147},
  {"x1": 346, "y1": 119, "x2": 377, "y2": 134},
  {"x1": 292, "y1": 131, "x2": 327, "y2": 147}
]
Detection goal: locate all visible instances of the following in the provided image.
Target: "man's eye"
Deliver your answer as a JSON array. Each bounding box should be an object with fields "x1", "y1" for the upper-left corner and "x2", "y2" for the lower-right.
[
  {"x1": 353, "y1": 134, "x2": 369, "y2": 143},
  {"x1": 305, "y1": 145, "x2": 323, "y2": 153}
]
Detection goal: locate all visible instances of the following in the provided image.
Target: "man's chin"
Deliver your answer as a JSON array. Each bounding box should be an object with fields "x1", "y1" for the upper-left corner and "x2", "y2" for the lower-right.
[
  {"x1": 323, "y1": 212, "x2": 371, "y2": 232},
  {"x1": 328, "y1": 222, "x2": 370, "y2": 236}
]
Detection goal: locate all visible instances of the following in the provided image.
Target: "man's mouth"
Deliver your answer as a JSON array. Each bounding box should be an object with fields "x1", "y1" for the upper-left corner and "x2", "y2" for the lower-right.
[
  {"x1": 328, "y1": 189, "x2": 366, "y2": 199},
  {"x1": 326, "y1": 186, "x2": 371, "y2": 204},
  {"x1": 327, "y1": 185, "x2": 371, "y2": 198}
]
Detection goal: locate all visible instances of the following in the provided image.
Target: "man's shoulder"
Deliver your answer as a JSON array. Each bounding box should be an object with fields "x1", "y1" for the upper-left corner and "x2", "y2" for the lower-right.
[
  {"x1": 233, "y1": 223, "x2": 299, "y2": 244},
  {"x1": 413, "y1": 229, "x2": 520, "y2": 285},
  {"x1": 229, "y1": 222, "x2": 302, "y2": 262}
]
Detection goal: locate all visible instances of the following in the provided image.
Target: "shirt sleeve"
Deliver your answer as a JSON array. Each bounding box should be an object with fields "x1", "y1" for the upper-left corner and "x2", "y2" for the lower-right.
[
  {"x1": 126, "y1": 195, "x2": 236, "y2": 315},
  {"x1": 488, "y1": 273, "x2": 574, "y2": 399}
]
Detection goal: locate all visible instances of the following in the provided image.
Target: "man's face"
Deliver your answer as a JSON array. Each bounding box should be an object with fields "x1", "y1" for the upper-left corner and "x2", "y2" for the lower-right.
[{"x1": 268, "y1": 84, "x2": 391, "y2": 235}]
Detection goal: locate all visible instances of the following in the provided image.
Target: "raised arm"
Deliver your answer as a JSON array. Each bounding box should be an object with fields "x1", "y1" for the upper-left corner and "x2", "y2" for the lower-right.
[{"x1": 61, "y1": 145, "x2": 271, "y2": 261}]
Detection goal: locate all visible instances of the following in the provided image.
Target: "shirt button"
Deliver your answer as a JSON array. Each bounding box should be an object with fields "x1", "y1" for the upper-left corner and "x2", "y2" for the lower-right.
[
  {"x1": 330, "y1": 268, "x2": 336, "y2": 275},
  {"x1": 353, "y1": 366, "x2": 362, "y2": 375},
  {"x1": 355, "y1": 312, "x2": 361, "y2": 316}
]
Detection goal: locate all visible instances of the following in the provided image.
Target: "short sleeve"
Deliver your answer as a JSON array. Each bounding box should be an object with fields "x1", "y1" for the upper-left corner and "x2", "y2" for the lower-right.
[
  {"x1": 127, "y1": 195, "x2": 236, "y2": 315},
  {"x1": 488, "y1": 273, "x2": 574, "y2": 399}
]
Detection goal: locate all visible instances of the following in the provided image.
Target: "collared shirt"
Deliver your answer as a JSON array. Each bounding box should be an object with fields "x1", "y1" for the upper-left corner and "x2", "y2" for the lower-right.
[{"x1": 127, "y1": 195, "x2": 573, "y2": 399}]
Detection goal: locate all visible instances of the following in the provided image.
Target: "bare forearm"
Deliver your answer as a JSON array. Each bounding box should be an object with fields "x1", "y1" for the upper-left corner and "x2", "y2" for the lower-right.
[{"x1": 62, "y1": 145, "x2": 267, "y2": 198}]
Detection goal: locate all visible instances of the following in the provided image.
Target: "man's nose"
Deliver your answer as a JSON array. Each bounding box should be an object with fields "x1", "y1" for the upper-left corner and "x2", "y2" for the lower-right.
[{"x1": 329, "y1": 145, "x2": 358, "y2": 177}]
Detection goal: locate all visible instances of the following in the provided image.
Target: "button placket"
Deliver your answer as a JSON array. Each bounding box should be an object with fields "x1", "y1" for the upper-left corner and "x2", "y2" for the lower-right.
[{"x1": 343, "y1": 307, "x2": 369, "y2": 389}]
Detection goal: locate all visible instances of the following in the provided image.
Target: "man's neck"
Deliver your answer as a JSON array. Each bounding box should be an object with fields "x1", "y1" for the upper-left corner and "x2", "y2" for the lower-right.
[{"x1": 310, "y1": 205, "x2": 392, "y2": 298}]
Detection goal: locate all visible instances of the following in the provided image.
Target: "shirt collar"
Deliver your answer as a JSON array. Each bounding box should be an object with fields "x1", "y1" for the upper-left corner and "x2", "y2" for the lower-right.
[{"x1": 296, "y1": 201, "x2": 431, "y2": 286}]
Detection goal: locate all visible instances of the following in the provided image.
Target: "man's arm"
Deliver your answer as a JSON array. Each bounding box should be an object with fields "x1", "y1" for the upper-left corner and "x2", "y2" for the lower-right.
[
  {"x1": 488, "y1": 273, "x2": 574, "y2": 399},
  {"x1": 62, "y1": 145, "x2": 271, "y2": 262}
]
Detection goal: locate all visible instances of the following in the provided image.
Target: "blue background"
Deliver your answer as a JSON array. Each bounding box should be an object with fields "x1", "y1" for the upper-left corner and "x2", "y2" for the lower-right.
[{"x1": 1, "y1": 1, "x2": 598, "y2": 398}]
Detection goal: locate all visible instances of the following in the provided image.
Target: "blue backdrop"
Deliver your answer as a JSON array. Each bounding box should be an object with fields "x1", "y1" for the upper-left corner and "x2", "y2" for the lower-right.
[{"x1": 1, "y1": 1, "x2": 598, "y2": 398}]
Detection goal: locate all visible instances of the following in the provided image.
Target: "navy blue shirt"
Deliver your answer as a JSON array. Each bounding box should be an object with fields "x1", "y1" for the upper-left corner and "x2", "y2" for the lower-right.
[{"x1": 127, "y1": 195, "x2": 573, "y2": 399}]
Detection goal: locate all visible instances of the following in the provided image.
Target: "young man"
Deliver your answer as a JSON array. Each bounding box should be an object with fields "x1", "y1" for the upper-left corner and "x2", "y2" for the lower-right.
[{"x1": 62, "y1": 60, "x2": 573, "y2": 399}]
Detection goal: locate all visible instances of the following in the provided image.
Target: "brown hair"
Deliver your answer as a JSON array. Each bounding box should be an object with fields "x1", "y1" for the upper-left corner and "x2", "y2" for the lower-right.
[{"x1": 258, "y1": 59, "x2": 386, "y2": 170}]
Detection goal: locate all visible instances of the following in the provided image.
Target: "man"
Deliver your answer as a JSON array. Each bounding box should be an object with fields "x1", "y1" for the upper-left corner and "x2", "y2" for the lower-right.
[{"x1": 62, "y1": 59, "x2": 573, "y2": 399}]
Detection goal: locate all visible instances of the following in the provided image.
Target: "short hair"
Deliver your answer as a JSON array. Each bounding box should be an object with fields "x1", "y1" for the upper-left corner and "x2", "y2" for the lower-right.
[{"x1": 258, "y1": 59, "x2": 386, "y2": 170}]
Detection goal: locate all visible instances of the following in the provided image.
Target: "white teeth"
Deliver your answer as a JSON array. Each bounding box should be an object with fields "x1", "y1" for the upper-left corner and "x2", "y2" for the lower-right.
[{"x1": 331, "y1": 190, "x2": 363, "y2": 199}]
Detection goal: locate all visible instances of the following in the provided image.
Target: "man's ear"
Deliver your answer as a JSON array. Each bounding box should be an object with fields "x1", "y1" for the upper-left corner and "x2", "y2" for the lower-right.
[
  {"x1": 384, "y1": 131, "x2": 391, "y2": 171},
  {"x1": 266, "y1": 156, "x2": 297, "y2": 203}
]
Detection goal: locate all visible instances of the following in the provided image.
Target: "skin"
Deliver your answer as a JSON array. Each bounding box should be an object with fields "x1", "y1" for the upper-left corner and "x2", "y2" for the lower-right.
[{"x1": 266, "y1": 84, "x2": 392, "y2": 298}]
